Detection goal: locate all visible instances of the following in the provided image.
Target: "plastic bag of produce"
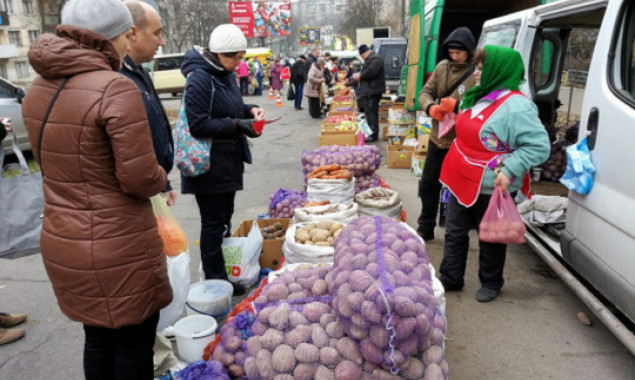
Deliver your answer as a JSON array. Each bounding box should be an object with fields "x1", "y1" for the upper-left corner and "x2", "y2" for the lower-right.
[
  {"x1": 354, "y1": 187, "x2": 403, "y2": 219},
  {"x1": 307, "y1": 177, "x2": 355, "y2": 205},
  {"x1": 158, "y1": 252, "x2": 191, "y2": 331},
  {"x1": 150, "y1": 194, "x2": 188, "y2": 256},
  {"x1": 221, "y1": 221, "x2": 263, "y2": 287},
  {"x1": 282, "y1": 221, "x2": 344, "y2": 264},
  {"x1": 331, "y1": 216, "x2": 447, "y2": 377},
  {"x1": 293, "y1": 203, "x2": 359, "y2": 224},
  {"x1": 479, "y1": 187, "x2": 526, "y2": 244},
  {"x1": 560, "y1": 136, "x2": 595, "y2": 195},
  {"x1": 268, "y1": 189, "x2": 307, "y2": 218}
]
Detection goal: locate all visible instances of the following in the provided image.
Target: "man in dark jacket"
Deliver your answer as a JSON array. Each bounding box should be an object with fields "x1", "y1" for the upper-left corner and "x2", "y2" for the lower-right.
[
  {"x1": 290, "y1": 55, "x2": 306, "y2": 110},
  {"x1": 121, "y1": 0, "x2": 176, "y2": 205},
  {"x1": 304, "y1": 47, "x2": 320, "y2": 84},
  {"x1": 353, "y1": 44, "x2": 385, "y2": 142}
]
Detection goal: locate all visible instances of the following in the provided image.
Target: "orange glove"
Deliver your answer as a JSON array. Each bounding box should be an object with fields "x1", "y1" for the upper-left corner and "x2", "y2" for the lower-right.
[
  {"x1": 440, "y1": 97, "x2": 457, "y2": 113},
  {"x1": 429, "y1": 105, "x2": 446, "y2": 121}
]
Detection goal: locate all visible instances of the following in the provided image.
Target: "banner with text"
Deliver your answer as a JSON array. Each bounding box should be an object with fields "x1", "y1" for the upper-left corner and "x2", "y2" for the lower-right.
[{"x1": 229, "y1": 1, "x2": 292, "y2": 38}]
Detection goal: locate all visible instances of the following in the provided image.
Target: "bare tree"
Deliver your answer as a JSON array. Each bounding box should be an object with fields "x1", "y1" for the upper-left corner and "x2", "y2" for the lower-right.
[{"x1": 338, "y1": 0, "x2": 387, "y2": 39}]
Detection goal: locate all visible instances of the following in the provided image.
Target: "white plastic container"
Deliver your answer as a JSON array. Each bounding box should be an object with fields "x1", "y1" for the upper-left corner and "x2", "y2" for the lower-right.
[
  {"x1": 173, "y1": 315, "x2": 217, "y2": 363},
  {"x1": 186, "y1": 279, "x2": 233, "y2": 317}
]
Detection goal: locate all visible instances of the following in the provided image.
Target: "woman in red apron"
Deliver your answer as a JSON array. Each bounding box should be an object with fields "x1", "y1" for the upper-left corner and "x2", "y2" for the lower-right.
[{"x1": 438, "y1": 46, "x2": 550, "y2": 302}]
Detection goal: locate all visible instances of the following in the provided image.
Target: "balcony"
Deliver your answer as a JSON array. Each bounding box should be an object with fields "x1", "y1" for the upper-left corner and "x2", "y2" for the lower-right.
[{"x1": 0, "y1": 44, "x2": 17, "y2": 59}]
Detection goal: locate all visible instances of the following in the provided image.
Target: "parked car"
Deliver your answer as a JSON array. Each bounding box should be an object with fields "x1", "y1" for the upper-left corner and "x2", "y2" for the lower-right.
[
  {"x1": 0, "y1": 77, "x2": 28, "y2": 153},
  {"x1": 151, "y1": 53, "x2": 186, "y2": 97}
]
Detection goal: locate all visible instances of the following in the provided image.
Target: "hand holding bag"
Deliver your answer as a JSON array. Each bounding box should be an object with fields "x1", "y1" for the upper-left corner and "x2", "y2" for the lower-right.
[{"x1": 479, "y1": 187, "x2": 526, "y2": 244}]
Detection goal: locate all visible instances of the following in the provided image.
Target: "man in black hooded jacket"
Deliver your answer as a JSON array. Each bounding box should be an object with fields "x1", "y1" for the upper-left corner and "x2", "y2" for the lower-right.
[{"x1": 352, "y1": 44, "x2": 385, "y2": 142}]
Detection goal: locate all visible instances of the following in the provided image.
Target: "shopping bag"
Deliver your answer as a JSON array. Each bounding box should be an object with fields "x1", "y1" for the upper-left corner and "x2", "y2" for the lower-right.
[
  {"x1": 287, "y1": 85, "x2": 295, "y2": 101},
  {"x1": 280, "y1": 67, "x2": 290, "y2": 81},
  {"x1": 221, "y1": 221, "x2": 262, "y2": 287},
  {"x1": 150, "y1": 194, "x2": 188, "y2": 256},
  {"x1": 438, "y1": 112, "x2": 456, "y2": 138},
  {"x1": 0, "y1": 132, "x2": 44, "y2": 255},
  {"x1": 157, "y1": 251, "x2": 191, "y2": 331},
  {"x1": 479, "y1": 187, "x2": 526, "y2": 244},
  {"x1": 174, "y1": 73, "x2": 213, "y2": 177},
  {"x1": 560, "y1": 137, "x2": 595, "y2": 195}
]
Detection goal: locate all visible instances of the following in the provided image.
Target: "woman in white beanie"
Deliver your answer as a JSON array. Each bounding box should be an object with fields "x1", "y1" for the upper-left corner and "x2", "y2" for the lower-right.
[
  {"x1": 22, "y1": 0, "x2": 171, "y2": 378},
  {"x1": 179, "y1": 24, "x2": 265, "y2": 296}
]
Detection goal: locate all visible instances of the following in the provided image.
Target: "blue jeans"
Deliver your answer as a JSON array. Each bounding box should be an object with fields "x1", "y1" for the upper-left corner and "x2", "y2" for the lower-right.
[
  {"x1": 294, "y1": 83, "x2": 304, "y2": 109},
  {"x1": 256, "y1": 76, "x2": 263, "y2": 95}
]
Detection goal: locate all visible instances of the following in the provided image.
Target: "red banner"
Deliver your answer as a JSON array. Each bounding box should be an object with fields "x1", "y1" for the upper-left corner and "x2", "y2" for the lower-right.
[{"x1": 229, "y1": 1, "x2": 292, "y2": 38}]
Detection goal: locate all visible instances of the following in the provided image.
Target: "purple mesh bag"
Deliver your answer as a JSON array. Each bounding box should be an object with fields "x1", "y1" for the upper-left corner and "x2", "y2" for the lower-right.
[
  {"x1": 268, "y1": 189, "x2": 307, "y2": 218},
  {"x1": 210, "y1": 311, "x2": 256, "y2": 378}
]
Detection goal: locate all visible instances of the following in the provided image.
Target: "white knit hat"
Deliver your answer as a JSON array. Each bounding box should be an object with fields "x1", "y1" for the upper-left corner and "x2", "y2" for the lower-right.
[
  {"x1": 62, "y1": 0, "x2": 133, "y2": 40},
  {"x1": 208, "y1": 24, "x2": 247, "y2": 53}
]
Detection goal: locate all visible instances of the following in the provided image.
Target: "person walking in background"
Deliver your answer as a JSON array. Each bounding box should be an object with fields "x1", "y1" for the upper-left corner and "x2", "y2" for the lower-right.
[
  {"x1": 305, "y1": 57, "x2": 326, "y2": 119},
  {"x1": 350, "y1": 44, "x2": 385, "y2": 142},
  {"x1": 122, "y1": 0, "x2": 176, "y2": 206},
  {"x1": 238, "y1": 58, "x2": 250, "y2": 96},
  {"x1": 417, "y1": 26, "x2": 477, "y2": 241},
  {"x1": 291, "y1": 55, "x2": 307, "y2": 110},
  {"x1": 270, "y1": 57, "x2": 282, "y2": 93},
  {"x1": 253, "y1": 58, "x2": 264, "y2": 96},
  {"x1": 179, "y1": 24, "x2": 264, "y2": 296},
  {"x1": 438, "y1": 46, "x2": 550, "y2": 302},
  {"x1": 22, "y1": 0, "x2": 172, "y2": 378}
]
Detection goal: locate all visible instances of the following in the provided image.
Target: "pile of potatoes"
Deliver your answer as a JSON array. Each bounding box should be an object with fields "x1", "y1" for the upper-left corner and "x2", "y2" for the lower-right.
[
  {"x1": 261, "y1": 222, "x2": 286, "y2": 240},
  {"x1": 294, "y1": 221, "x2": 343, "y2": 247}
]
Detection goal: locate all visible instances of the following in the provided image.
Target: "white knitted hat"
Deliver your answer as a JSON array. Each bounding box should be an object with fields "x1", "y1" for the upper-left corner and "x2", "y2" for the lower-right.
[
  {"x1": 208, "y1": 24, "x2": 247, "y2": 53},
  {"x1": 62, "y1": 0, "x2": 133, "y2": 40}
]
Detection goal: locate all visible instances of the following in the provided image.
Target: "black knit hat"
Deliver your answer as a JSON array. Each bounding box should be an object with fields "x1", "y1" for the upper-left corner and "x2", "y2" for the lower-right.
[{"x1": 358, "y1": 44, "x2": 370, "y2": 55}]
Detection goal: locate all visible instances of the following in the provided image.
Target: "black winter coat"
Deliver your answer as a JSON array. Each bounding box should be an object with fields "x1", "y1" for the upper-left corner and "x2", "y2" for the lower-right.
[
  {"x1": 304, "y1": 55, "x2": 317, "y2": 83},
  {"x1": 120, "y1": 55, "x2": 174, "y2": 191},
  {"x1": 291, "y1": 60, "x2": 306, "y2": 84},
  {"x1": 359, "y1": 52, "x2": 386, "y2": 97},
  {"x1": 180, "y1": 49, "x2": 256, "y2": 195}
]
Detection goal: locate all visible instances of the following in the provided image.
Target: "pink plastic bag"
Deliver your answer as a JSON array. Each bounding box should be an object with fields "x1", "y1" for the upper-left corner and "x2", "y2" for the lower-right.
[
  {"x1": 479, "y1": 187, "x2": 526, "y2": 244},
  {"x1": 438, "y1": 112, "x2": 456, "y2": 138}
]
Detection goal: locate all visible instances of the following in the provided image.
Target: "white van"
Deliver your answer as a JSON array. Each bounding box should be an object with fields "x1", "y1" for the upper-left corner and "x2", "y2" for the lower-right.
[{"x1": 480, "y1": 0, "x2": 635, "y2": 328}]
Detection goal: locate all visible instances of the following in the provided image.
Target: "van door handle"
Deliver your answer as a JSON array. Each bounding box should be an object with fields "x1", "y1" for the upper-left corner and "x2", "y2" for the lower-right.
[{"x1": 587, "y1": 107, "x2": 599, "y2": 150}]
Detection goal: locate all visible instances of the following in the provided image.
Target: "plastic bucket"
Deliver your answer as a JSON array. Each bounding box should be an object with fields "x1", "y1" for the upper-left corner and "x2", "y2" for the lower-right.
[
  {"x1": 173, "y1": 315, "x2": 217, "y2": 363},
  {"x1": 186, "y1": 279, "x2": 233, "y2": 318}
]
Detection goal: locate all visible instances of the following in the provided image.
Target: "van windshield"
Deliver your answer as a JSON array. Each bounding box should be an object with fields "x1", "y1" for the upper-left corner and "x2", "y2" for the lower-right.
[
  {"x1": 478, "y1": 22, "x2": 521, "y2": 49},
  {"x1": 380, "y1": 45, "x2": 407, "y2": 79}
]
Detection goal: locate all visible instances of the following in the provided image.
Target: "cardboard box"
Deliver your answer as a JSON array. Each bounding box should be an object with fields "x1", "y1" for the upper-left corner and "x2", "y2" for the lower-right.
[
  {"x1": 389, "y1": 124, "x2": 416, "y2": 138},
  {"x1": 318, "y1": 129, "x2": 358, "y2": 146},
  {"x1": 411, "y1": 150, "x2": 427, "y2": 177},
  {"x1": 388, "y1": 108, "x2": 416, "y2": 124},
  {"x1": 233, "y1": 218, "x2": 291, "y2": 270},
  {"x1": 387, "y1": 145, "x2": 415, "y2": 168},
  {"x1": 381, "y1": 124, "x2": 390, "y2": 140}
]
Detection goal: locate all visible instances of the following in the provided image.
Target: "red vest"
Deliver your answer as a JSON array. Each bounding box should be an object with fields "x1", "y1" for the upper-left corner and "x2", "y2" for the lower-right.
[{"x1": 440, "y1": 91, "x2": 522, "y2": 207}]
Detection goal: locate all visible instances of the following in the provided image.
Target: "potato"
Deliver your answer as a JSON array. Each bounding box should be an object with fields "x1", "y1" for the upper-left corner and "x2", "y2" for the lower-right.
[
  {"x1": 329, "y1": 222, "x2": 343, "y2": 235},
  {"x1": 333, "y1": 229, "x2": 342, "y2": 239},
  {"x1": 314, "y1": 242, "x2": 331, "y2": 247},
  {"x1": 296, "y1": 230, "x2": 310, "y2": 243},
  {"x1": 309, "y1": 228, "x2": 329, "y2": 238},
  {"x1": 316, "y1": 220, "x2": 333, "y2": 231},
  {"x1": 312, "y1": 232, "x2": 328, "y2": 243},
  {"x1": 327, "y1": 237, "x2": 334, "y2": 245},
  {"x1": 306, "y1": 223, "x2": 317, "y2": 231}
]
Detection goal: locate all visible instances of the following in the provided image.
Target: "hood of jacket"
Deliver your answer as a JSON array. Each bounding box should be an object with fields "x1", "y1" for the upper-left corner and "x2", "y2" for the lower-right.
[
  {"x1": 28, "y1": 26, "x2": 121, "y2": 79},
  {"x1": 440, "y1": 27, "x2": 476, "y2": 61},
  {"x1": 181, "y1": 47, "x2": 228, "y2": 79}
]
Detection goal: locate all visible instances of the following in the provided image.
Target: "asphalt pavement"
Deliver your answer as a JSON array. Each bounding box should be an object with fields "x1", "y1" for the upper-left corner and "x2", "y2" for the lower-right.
[{"x1": 1, "y1": 89, "x2": 634, "y2": 379}]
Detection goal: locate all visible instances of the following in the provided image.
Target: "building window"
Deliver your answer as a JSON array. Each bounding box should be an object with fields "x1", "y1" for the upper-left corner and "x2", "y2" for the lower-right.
[
  {"x1": 15, "y1": 61, "x2": 28, "y2": 78},
  {"x1": 22, "y1": 0, "x2": 33, "y2": 15},
  {"x1": 0, "y1": 63, "x2": 7, "y2": 79},
  {"x1": 8, "y1": 31, "x2": 21, "y2": 47},
  {"x1": 1, "y1": 0, "x2": 14, "y2": 13},
  {"x1": 28, "y1": 30, "x2": 38, "y2": 43}
]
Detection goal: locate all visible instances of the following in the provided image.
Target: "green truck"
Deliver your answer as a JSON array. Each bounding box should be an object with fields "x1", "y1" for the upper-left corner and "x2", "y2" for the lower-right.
[{"x1": 405, "y1": 0, "x2": 561, "y2": 110}]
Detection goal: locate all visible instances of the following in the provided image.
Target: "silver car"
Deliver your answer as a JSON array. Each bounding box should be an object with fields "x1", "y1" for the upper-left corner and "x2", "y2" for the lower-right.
[{"x1": 0, "y1": 77, "x2": 27, "y2": 153}]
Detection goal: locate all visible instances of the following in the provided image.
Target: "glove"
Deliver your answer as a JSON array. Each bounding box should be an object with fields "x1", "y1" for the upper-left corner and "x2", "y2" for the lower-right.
[
  {"x1": 236, "y1": 119, "x2": 261, "y2": 138},
  {"x1": 440, "y1": 97, "x2": 457, "y2": 113},
  {"x1": 428, "y1": 105, "x2": 446, "y2": 121}
]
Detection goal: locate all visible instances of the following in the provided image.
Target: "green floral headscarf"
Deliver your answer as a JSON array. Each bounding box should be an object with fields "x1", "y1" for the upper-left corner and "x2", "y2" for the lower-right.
[{"x1": 460, "y1": 45, "x2": 525, "y2": 110}]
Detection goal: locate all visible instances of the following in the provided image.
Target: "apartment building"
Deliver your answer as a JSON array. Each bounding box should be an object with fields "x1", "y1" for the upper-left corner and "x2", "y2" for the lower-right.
[{"x1": 0, "y1": 0, "x2": 41, "y2": 87}]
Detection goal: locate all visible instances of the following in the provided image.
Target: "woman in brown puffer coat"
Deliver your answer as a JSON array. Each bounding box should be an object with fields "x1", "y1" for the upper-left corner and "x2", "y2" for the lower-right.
[{"x1": 22, "y1": 0, "x2": 171, "y2": 378}]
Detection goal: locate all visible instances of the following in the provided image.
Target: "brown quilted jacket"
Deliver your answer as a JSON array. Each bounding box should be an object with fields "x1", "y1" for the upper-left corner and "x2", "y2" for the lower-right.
[
  {"x1": 22, "y1": 26, "x2": 172, "y2": 328},
  {"x1": 418, "y1": 59, "x2": 477, "y2": 149}
]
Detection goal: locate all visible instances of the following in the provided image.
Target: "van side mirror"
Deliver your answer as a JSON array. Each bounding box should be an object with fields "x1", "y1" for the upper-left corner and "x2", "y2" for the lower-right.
[{"x1": 391, "y1": 56, "x2": 399, "y2": 69}]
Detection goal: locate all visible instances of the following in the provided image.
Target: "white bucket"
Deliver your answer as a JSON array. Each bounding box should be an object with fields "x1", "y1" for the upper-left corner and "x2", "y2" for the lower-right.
[
  {"x1": 173, "y1": 315, "x2": 217, "y2": 363},
  {"x1": 186, "y1": 279, "x2": 233, "y2": 317}
]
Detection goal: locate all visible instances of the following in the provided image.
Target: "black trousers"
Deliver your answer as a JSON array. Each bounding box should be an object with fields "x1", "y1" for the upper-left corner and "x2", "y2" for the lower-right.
[
  {"x1": 195, "y1": 192, "x2": 236, "y2": 280},
  {"x1": 239, "y1": 77, "x2": 249, "y2": 95},
  {"x1": 440, "y1": 193, "x2": 507, "y2": 290},
  {"x1": 417, "y1": 142, "x2": 449, "y2": 235},
  {"x1": 308, "y1": 96, "x2": 321, "y2": 118},
  {"x1": 363, "y1": 94, "x2": 382, "y2": 138},
  {"x1": 83, "y1": 312, "x2": 159, "y2": 380}
]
